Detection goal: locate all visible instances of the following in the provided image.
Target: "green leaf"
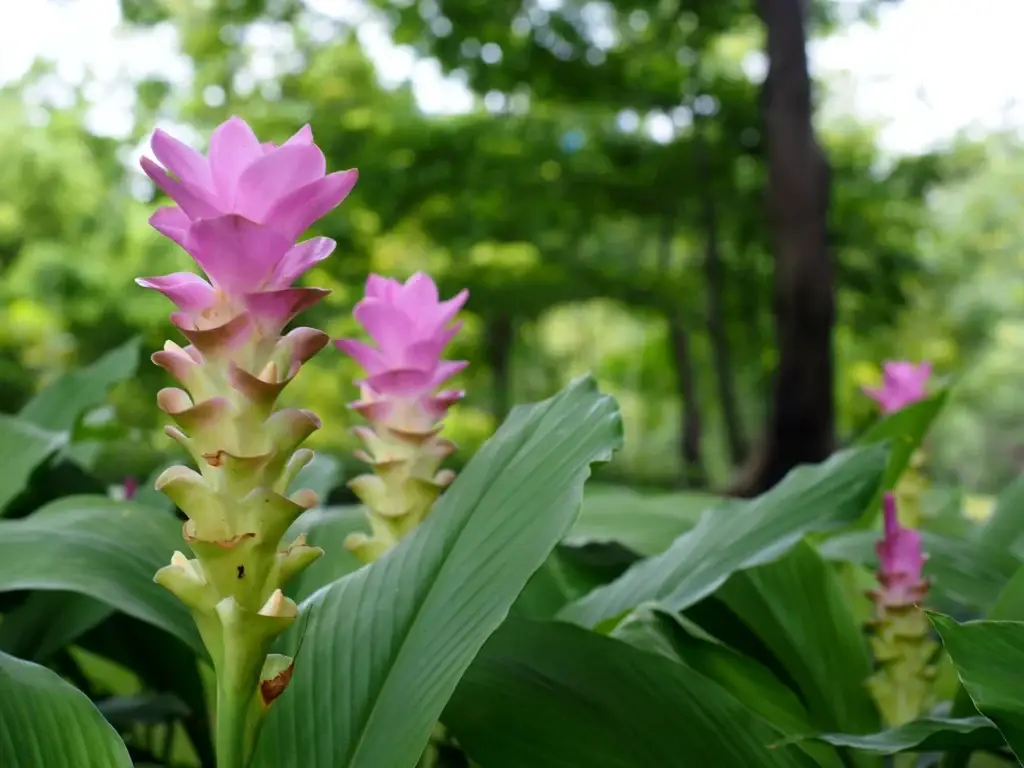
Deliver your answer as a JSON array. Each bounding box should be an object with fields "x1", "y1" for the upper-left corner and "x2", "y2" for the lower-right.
[
  {"x1": 0, "y1": 415, "x2": 66, "y2": 513},
  {"x1": 0, "y1": 649, "x2": 132, "y2": 768},
  {"x1": 0, "y1": 496, "x2": 203, "y2": 656},
  {"x1": 253, "y1": 375, "x2": 622, "y2": 768},
  {"x1": 808, "y1": 716, "x2": 1003, "y2": 754},
  {"x1": 857, "y1": 389, "x2": 948, "y2": 498},
  {"x1": 0, "y1": 591, "x2": 111, "y2": 661},
  {"x1": 282, "y1": 506, "x2": 367, "y2": 603},
  {"x1": 564, "y1": 485, "x2": 723, "y2": 555},
  {"x1": 978, "y1": 474, "x2": 1024, "y2": 553},
  {"x1": 942, "y1": 562, "x2": 1024, "y2": 768},
  {"x1": 819, "y1": 530, "x2": 1020, "y2": 612},
  {"x1": 444, "y1": 618, "x2": 816, "y2": 768},
  {"x1": 931, "y1": 614, "x2": 1024, "y2": 762},
  {"x1": 287, "y1": 451, "x2": 342, "y2": 502},
  {"x1": 18, "y1": 337, "x2": 140, "y2": 433},
  {"x1": 559, "y1": 444, "x2": 887, "y2": 629},
  {"x1": 612, "y1": 607, "x2": 844, "y2": 768},
  {"x1": 714, "y1": 542, "x2": 880, "y2": 766}
]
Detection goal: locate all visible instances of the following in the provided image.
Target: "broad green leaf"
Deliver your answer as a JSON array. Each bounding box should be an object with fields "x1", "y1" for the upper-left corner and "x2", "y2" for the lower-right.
[
  {"x1": 714, "y1": 542, "x2": 879, "y2": 767},
  {"x1": 612, "y1": 607, "x2": 844, "y2": 768},
  {"x1": 564, "y1": 485, "x2": 722, "y2": 555},
  {"x1": 819, "y1": 530, "x2": 1020, "y2": 612},
  {"x1": 282, "y1": 506, "x2": 367, "y2": 603},
  {"x1": 942, "y1": 563, "x2": 1024, "y2": 768},
  {"x1": 931, "y1": 614, "x2": 1024, "y2": 761},
  {"x1": 253, "y1": 375, "x2": 622, "y2": 768},
  {"x1": 18, "y1": 337, "x2": 140, "y2": 433},
  {"x1": 978, "y1": 474, "x2": 1024, "y2": 553},
  {"x1": 0, "y1": 591, "x2": 111, "y2": 661},
  {"x1": 807, "y1": 716, "x2": 1003, "y2": 754},
  {"x1": 559, "y1": 444, "x2": 887, "y2": 629},
  {"x1": 0, "y1": 415, "x2": 66, "y2": 513},
  {"x1": 444, "y1": 618, "x2": 816, "y2": 768},
  {"x1": 0, "y1": 649, "x2": 132, "y2": 767},
  {"x1": 857, "y1": 390, "x2": 948, "y2": 503},
  {"x1": 287, "y1": 451, "x2": 343, "y2": 501},
  {"x1": 511, "y1": 547, "x2": 616, "y2": 620},
  {"x1": 0, "y1": 496, "x2": 203, "y2": 656}
]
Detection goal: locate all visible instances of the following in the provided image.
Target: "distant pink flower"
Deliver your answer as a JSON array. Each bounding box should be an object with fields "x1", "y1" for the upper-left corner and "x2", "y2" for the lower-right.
[
  {"x1": 874, "y1": 493, "x2": 928, "y2": 609},
  {"x1": 863, "y1": 361, "x2": 932, "y2": 414},
  {"x1": 335, "y1": 273, "x2": 468, "y2": 433},
  {"x1": 141, "y1": 117, "x2": 358, "y2": 245},
  {"x1": 123, "y1": 476, "x2": 138, "y2": 501}
]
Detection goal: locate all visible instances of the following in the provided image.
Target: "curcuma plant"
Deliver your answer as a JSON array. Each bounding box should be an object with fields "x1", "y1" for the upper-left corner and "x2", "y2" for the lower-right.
[
  {"x1": 136, "y1": 117, "x2": 359, "y2": 766},
  {"x1": 5, "y1": 120, "x2": 1024, "y2": 768}
]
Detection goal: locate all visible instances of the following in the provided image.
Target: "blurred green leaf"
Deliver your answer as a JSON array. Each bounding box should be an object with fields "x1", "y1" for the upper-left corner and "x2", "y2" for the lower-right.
[
  {"x1": 807, "y1": 716, "x2": 1003, "y2": 754},
  {"x1": 931, "y1": 614, "x2": 1024, "y2": 762},
  {"x1": 0, "y1": 649, "x2": 132, "y2": 767},
  {"x1": 715, "y1": 542, "x2": 880, "y2": 767},
  {"x1": 18, "y1": 337, "x2": 140, "y2": 433},
  {"x1": 559, "y1": 444, "x2": 887, "y2": 629},
  {"x1": 565, "y1": 486, "x2": 724, "y2": 556},
  {"x1": 0, "y1": 415, "x2": 66, "y2": 514},
  {"x1": 0, "y1": 496, "x2": 203, "y2": 656},
  {"x1": 445, "y1": 618, "x2": 817, "y2": 768}
]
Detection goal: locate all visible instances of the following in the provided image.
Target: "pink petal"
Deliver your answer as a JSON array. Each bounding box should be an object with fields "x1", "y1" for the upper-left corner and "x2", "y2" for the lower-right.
[
  {"x1": 141, "y1": 157, "x2": 220, "y2": 220},
  {"x1": 430, "y1": 289, "x2": 470, "y2": 330},
  {"x1": 242, "y1": 287, "x2": 329, "y2": 332},
  {"x1": 335, "y1": 338, "x2": 387, "y2": 375},
  {"x1": 365, "y1": 369, "x2": 434, "y2": 397},
  {"x1": 151, "y1": 129, "x2": 213, "y2": 192},
  {"x1": 401, "y1": 272, "x2": 440, "y2": 313},
  {"x1": 268, "y1": 237, "x2": 336, "y2": 288},
  {"x1": 430, "y1": 360, "x2": 468, "y2": 388},
  {"x1": 185, "y1": 215, "x2": 293, "y2": 295},
  {"x1": 284, "y1": 124, "x2": 314, "y2": 146},
  {"x1": 235, "y1": 144, "x2": 328, "y2": 223},
  {"x1": 149, "y1": 206, "x2": 191, "y2": 248},
  {"x1": 136, "y1": 272, "x2": 216, "y2": 312},
  {"x1": 354, "y1": 299, "x2": 415, "y2": 352},
  {"x1": 261, "y1": 169, "x2": 358, "y2": 241},
  {"x1": 366, "y1": 274, "x2": 401, "y2": 301},
  {"x1": 208, "y1": 117, "x2": 263, "y2": 204}
]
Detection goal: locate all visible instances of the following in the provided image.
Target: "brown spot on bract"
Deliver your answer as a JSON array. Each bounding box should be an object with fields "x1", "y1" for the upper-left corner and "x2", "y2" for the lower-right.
[
  {"x1": 203, "y1": 451, "x2": 225, "y2": 467},
  {"x1": 260, "y1": 664, "x2": 294, "y2": 708}
]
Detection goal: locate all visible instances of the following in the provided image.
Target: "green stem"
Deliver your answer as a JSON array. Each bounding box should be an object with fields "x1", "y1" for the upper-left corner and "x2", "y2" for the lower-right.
[{"x1": 211, "y1": 610, "x2": 267, "y2": 768}]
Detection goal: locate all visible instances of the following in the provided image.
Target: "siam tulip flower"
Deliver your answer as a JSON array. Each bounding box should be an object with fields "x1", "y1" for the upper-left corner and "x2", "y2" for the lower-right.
[
  {"x1": 141, "y1": 117, "x2": 358, "y2": 246},
  {"x1": 123, "y1": 476, "x2": 138, "y2": 501},
  {"x1": 139, "y1": 116, "x2": 357, "y2": 768},
  {"x1": 335, "y1": 272, "x2": 469, "y2": 562},
  {"x1": 863, "y1": 360, "x2": 932, "y2": 414},
  {"x1": 865, "y1": 493, "x2": 937, "y2": 727},
  {"x1": 863, "y1": 359, "x2": 934, "y2": 528}
]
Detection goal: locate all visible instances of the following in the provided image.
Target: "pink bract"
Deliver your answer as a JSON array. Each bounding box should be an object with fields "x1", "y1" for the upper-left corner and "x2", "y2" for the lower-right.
[
  {"x1": 875, "y1": 492, "x2": 927, "y2": 607},
  {"x1": 142, "y1": 116, "x2": 358, "y2": 242},
  {"x1": 863, "y1": 360, "x2": 932, "y2": 414},
  {"x1": 335, "y1": 273, "x2": 469, "y2": 431}
]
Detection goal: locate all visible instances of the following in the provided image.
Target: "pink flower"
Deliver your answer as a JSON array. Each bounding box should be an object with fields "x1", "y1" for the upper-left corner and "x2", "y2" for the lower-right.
[
  {"x1": 141, "y1": 117, "x2": 358, "y2": 245},
  {"x1": 874, "y1": 493, "x2": 927, "y2": 608},
  {"x1": 137, "y1": 215, "x2": 333, "y2": 333},
  {"x1": 123, "y1": 476, "x2": 138, "y2": 501},
  {"x1": 863, "y1": 361, "x2": 932, "y2": 414},
  {"x1": 335, "y1": 273, "x2": 469, "y2": 433}
]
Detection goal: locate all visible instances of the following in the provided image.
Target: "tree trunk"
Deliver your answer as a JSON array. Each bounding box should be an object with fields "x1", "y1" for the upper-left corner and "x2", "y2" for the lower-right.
[
  {"x1": 659, "y1": 220, "x2": 707, "y2": 487},
  {"x1": 484, "y1": 314, "x2": 514, "y2": 421},
  {"x1": 694, "y1": 113, "x2": 749, "y2": 466},
  {"x1": 736, "y1": 0, "x2": 835, "y2": 496}
]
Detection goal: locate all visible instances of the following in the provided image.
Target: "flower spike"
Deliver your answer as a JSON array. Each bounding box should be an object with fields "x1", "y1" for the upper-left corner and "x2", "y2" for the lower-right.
[
  {"x1": 140, "y1": 115, "x2": 357, "y2": 768},
  {"x1": 335, "y1": 272, "x2": 468, "y2": 562}
]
